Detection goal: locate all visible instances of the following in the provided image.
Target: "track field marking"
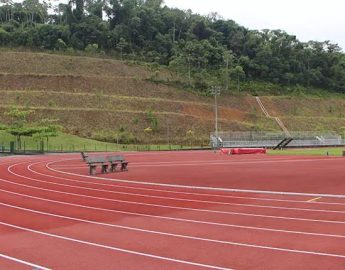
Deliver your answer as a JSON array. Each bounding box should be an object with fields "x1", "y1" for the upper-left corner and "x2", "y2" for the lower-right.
[
  {"x1": 28, "y1": 162, "x2": 345, "y2": 207},
  {"x1": 9, "y1": 163, "x2": 345, "y2": 215},
  {"x1": 0, "y1": 253, "x2": 50, "y2": 270},
  {"x1": 47, "y1": 159, "x2": 345, "y2": 199},
  {"x1": 7, "y1": 201, "x2": 345, "y2": 255},
  {"x1": 2, "y1": 177, "x2": 345, "y2": 225},
  {"x1": 50, "y1": 157, "x2": 344, "y2": 169},
  {"x1": 3, "y1": 188, "x2": 345, "y2": 239},
  {"x1": 308, "y1": 197, "x2": 323, "y2": 203},
  {"x1": 1, "y1": 220, "x2": 345, "y2": 261},
  {"x1": 0, "y1": 222, "x2": 234, "y2": 270},
  {"x1": 49, "y1": 156, "x2": 302, "y2": 169}
]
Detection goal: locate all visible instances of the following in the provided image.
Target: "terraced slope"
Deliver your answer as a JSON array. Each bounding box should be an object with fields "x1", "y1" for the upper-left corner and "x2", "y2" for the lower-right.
[{"x1": 0, "y1": 51, "x2": 344, "y2": 144}]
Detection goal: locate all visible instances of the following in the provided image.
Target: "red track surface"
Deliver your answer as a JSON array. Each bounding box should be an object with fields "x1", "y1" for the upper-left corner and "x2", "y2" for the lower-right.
[{"x1": 1, "y1": 151, "x2": 345, "y2": 269}]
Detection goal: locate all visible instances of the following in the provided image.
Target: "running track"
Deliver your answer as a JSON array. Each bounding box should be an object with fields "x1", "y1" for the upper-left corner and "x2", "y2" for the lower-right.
[{"x1": 1, "y1": 151, "x2": 345, "y2": 269}]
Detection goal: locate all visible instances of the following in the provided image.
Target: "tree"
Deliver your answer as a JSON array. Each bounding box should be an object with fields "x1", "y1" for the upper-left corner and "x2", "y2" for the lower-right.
[
  {"x1": 1, "y1": 0, "x2": 345, "y2": 93},
  {"x1": 72, "y1": 0, "x2": 84, "y2": 21},
  {"x1": 33, "y1": 119, "x2": 62, "y2": 148},
  {"x1": 116, "y1": 37, "x2": 128, "y2": 60},
  {"x1": 230, "y1": 65, "x2": 245, "y2": 92},
  {"x1": 22, "y1": 0, "x2": 48, "y2": 23},
  {"x1": 223, "y1": 50, "x2": 234, "y2": 90},
  {"x1": 0, "y1": 0, "x2": 14, "y2": 22},
  {"x1": 85, "y1": 0, "x2": 105, "y2": 19},
  {"x1": 4, "y1": 107, "x2": 39, "y2": 150}
]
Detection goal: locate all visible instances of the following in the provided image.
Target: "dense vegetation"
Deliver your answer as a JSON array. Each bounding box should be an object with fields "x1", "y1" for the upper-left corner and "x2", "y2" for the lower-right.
[{"x1": 0, "y1": 0, "x2": 345, "y2": 93}]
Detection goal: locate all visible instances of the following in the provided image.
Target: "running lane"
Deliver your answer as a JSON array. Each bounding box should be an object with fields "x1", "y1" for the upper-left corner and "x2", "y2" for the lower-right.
[
  {"x1": 1, "y1": 153, "x2": 345, "y2": 269},
  {"x1": 50, "y1": 151, "x2": 345, "y2": 195}
]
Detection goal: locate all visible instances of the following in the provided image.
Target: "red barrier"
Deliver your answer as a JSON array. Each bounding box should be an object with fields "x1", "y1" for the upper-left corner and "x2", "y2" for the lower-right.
[{"x1": 231, "y1": 148, "x2": 266, "y2": 155}]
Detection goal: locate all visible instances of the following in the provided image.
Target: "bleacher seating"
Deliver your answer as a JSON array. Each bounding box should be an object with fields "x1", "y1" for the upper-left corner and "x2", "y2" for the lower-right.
[{"x1": 211, "y1": 131, "x2": 345, "y2": 149}]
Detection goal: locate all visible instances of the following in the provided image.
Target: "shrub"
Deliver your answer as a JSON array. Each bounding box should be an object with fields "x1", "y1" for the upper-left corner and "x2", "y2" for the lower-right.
[
  {"x1": 55, "y1": 38, "x2": 67, "y2": 51},
  {"x1": 146, "y1": 110, "x2": 158, "y2": 130},
  {"x1": 85, "y1": 44, "x2": 98, "y2": 55}
]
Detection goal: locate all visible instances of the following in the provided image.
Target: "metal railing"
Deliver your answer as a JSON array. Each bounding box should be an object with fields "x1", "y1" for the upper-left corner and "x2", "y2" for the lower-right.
[{"x1": 211, "y1": 131, "x2": 345, "y2": 148}]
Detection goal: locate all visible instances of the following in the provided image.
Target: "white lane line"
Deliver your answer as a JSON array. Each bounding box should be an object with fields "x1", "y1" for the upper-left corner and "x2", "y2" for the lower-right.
[
  {"x1": 50, "y1": 157, "x2": 345, "y2": 169},
  {"x1": 2, "y1": 196, "x2": 345, "y2": 256},
  {"x1": 47, "y1": 159, "x2": 345, "y2": 199},
  {"x1": 29, "y1": 162, "x2": 345, "y2": 207},
  {"x1": 9, "y1": 163, "x2": 345, "y2": 215},
  {"x1": 49, "y1": 156, "x2": 300, "y2": 169},
  {"x1": 0, "y1": 221, "x2": 233, "y2": 270},
  {"x1": 2, "y1": 177, "x2": 345, "y2": 225},
  {"x1": 0, "y1": 253, "x2": 50, "y2": 270},
  {"x1": 4, "y1": 201, "x2": 345, "y2": 256},
  {"x1": 2, "y1": 188, "x2": 345, "y2": 239},
  {"x1": 1, "y1": 218, "x2": 345, "y2": 261},
  {"x1": 308, "y1": 197, "x2": 323, "y2": 203}
]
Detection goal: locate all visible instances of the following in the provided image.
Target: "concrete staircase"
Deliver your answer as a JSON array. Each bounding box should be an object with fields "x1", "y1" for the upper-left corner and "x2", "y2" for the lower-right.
[{"x1": 255, "y1": 96, "x2": 291, "y2": 137}]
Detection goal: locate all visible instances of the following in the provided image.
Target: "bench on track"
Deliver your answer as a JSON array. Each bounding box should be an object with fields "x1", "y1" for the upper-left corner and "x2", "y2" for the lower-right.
[
  {"x1": 81, "y1": 151, "x2": 89, "y2": 161},
  {"x1": 108, "y1": 155, "x2": 128, "y2": 172},
  {"x1": 85, "y1": 156, "x2": 109, "y2": 175},
  {"x1": 84, "y1": 154, "x2": 128, "y2": 175}
]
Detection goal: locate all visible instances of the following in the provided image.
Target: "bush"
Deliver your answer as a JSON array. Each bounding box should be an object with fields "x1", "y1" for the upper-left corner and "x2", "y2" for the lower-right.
[
  {"x1": 117, "y1": 131, "x2": 137, "y2": 144},
  {"x1": 146, "y1": 110, "x2": 158, "y2": 130},
  {"x1": 0, "y1": 27, "x2": 10, "y2": 45},
  {"x1": 92, "y1": 130, "x2": 138, "y2": 144},
  {"x1": 55, "y1": 38, "x2": 67, "y2": 51},
  {"x1": 85, "y1": 44, "x2": 98, "y2": 55}
]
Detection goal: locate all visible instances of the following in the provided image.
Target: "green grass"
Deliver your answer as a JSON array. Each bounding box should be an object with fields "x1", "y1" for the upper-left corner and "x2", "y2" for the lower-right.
[
  {"x1": 0, "y1": 130, "x2": 207, "y2": 152},
  {"x1": 269, "y1": 147, "x2": 345, "y2": 156},
  {"x1": 0, "y1": 130, "x2": 112, "y2": 152}
]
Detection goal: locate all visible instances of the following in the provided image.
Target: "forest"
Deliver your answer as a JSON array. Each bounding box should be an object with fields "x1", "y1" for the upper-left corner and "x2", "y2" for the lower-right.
[{"x1": 1, "y1": 0, "x2": 345, "y2": 92}]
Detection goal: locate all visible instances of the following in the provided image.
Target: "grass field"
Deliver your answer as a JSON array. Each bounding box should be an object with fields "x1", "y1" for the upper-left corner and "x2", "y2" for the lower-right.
[
  {"x1": 0, "y1": 131, "x2": 206, "y2": 152},
  {"x1": 269, "y1": 147, "x2": 345, "y2": 156},
  {"x1": 1, "y1": 129, "x2": 343, "y2": 155}
]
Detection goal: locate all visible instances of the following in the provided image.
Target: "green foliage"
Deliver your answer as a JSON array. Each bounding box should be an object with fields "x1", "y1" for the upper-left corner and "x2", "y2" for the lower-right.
[
  {"x1": 269, "y1": 147, "x2": 345, "y2": 156},
  {"x1": 33, "y1": 119, "x2": 63, "y2": 144},
  {"x1": 55, "y1": 38, "x2": 67, "y2": 51},
  {"x1": 146, "y1": 109, "x2": 158, "y2": 130},
  {"x1": 4, "y1": 107, "x2": 34, "y2": 128},
  {"x1": 85, "y1": 43, "x2": 99, "y2": 54},
  {"x1": 0, "y1": 1, "x2": 345, "y2": 93},
  {"x1": 132, "y1": 117, "x2": 139, "y2": 125},
  {"x1": 0, "y1": 27, "x2": 10, "y2": 45},
  {"x1": 48, "y1": 100, "x2": 56, "y2": 107},
  {"x1": 3, "y1": 107, "x2": 37, "y2": 149},
  {"x1": 92, "y1": 130, "x2": 137, "y2": 144},
  {"x1": 0, "y1": 123, "x2": 7, "y2": 130}
]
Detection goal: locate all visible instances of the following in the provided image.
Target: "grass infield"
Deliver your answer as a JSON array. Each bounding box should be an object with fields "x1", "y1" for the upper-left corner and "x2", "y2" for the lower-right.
[{"x1": 269, "y1": 147, "x2": 345, "y2": 156}]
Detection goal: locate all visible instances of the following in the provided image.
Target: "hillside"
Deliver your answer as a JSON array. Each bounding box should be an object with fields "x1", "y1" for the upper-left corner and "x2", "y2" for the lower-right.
[
  {"x1": 0, "y1": 51, "x2": 345, "y2": 144},
  {"x1": 1, "y1": 0, "x2": 345, "y2": 94}
]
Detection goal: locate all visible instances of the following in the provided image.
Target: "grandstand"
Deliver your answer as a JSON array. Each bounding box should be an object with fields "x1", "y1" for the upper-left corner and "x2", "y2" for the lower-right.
[{"x1": 210, "y1": 131, "x2": 345, "y2": 149}]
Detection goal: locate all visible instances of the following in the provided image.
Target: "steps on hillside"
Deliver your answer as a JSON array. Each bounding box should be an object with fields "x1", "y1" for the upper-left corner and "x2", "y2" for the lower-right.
[
  {"x1": 273, "y1": 138, "x2": 294, "y2": 150},
  {"x1": 255, "y1": 97, "x2": 270, "y2": 117},
  {"x1": 255, "y1": 96, "x2": 291, "y2": 138}
]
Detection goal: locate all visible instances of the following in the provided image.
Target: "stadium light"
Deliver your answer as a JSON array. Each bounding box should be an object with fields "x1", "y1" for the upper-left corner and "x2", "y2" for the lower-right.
[{"x1": 211, "y1": 86, "x2": 221, "y2": 139}]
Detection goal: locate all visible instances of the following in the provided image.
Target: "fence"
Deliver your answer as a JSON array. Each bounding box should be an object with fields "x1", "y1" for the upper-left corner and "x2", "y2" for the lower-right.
[
  {"x1": 0, "y1": 141, "x2": 211, "y2": 155},
  {"x1": 211, "y1": 131, "x2": 345, "y2": 148}
]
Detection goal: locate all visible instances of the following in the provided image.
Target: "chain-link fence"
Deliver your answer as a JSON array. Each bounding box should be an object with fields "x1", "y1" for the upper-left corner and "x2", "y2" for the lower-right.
[{"x1": 0, "y1": 141, "x2": 211, "y2": 155}]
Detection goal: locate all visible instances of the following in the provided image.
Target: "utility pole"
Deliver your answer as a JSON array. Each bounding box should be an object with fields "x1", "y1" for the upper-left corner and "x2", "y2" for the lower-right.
[
  {"x1": 211, "y1": 86, "x2": 221, "y2": 138},
  {"x1": 166, "y1": 117, "x2": 170, "y2": 146}
]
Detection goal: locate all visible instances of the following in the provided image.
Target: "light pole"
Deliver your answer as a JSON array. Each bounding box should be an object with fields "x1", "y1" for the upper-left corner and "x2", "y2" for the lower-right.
[{"x1": 211, "y1": 86, "x2": 221, "y2": 139}]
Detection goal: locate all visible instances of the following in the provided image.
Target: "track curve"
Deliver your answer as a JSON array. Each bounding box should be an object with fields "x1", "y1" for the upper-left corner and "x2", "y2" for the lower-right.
[{"x1": 1, "y1": 151, "x2": 345, "y2": 269}]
